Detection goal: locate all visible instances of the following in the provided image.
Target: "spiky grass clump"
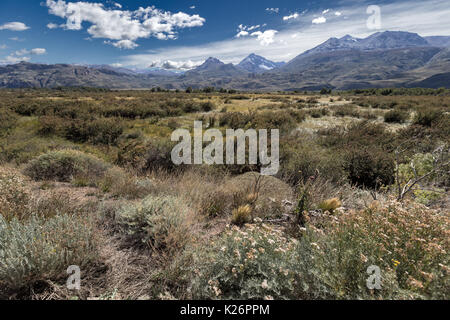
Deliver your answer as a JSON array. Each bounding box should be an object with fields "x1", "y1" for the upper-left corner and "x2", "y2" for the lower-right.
[
  {"x1": 231, "y1": 205, "x2": 252, "y2": 226},
  {"x1": 318, "y1": 198, "x2": 342, "y2": 213}
]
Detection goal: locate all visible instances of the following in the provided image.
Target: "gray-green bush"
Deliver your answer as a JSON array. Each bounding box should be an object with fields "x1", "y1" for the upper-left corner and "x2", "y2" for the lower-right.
[
  {"x1": 0, "y1": 214, "x2": 97, "y2": 291},
  {"x1": 24, "y1": 149, "x2": 110, "y2": 182},
  {"x1": 116, "y1": 195, "x2": 192, "y2": 252}
]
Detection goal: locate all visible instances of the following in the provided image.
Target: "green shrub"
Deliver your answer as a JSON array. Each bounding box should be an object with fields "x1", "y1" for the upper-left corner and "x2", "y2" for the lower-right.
[
  {"x1": 219, "y1": 112, "x2": 252, "y2": 129},
  {"x1": 98, "y1": 167, "x2": 154, "y2": 199},
  {"x1": 414, "y1": 109, "x2": 441, "y2": 127},
  {"x1": 69, "y1": 118, "x2": 124, "y2": 145},
  {"x1": 0, "y1": 213, "x2": 97, "y2": 292},
  {"x1": 116, "y1": 195, "x2": 192, "y2": 251},
  {"x1": 334, "y1": 105, "x2": 360, "y2": 118},
  {"x1": 0, "y1": 108, "x2": 18, "y2": 135},
  {"x1": 200, "y1": 101, "x2": 215, "y2": 112},
  {"x1": 37, "y1": 116, "x2": 62, "y2": 136},
  {"x1": 384, "y1": 110, "x2": 409, "y2": 123},
  {"x1": 117, "y1": 138, "x2": 179, "y2": 173},
  {"x1": 250, "y1": 111, "x2": 298, "y2": 133},
  {"x1": 343, "y1": 147, "x2": 395, "y2": 189},
  {"x1": 308, "y1": 108, "x2": 330, "y2": 118},
  {"x1": 278, "y1": 138, "x2": 345, "y2": 185},
  {"x1": 319, "y1": 121, "x2": 394, "y2": 151},
  {"x1": 189, "y1": 224, "x2": 298, "y2": 300},
  {"x1": 24, "y1": 149, "x2": 110, "y2": 182}
]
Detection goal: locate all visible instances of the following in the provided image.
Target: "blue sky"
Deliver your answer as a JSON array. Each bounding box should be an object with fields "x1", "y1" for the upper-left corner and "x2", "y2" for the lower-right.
[{"x1": 1, "y1": 0, "x2": 449, "y2": 69}]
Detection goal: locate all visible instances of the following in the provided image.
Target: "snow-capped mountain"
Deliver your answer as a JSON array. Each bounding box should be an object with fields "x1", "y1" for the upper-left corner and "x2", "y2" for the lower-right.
[
  {"x1": 237, "y1": 54, "x2": 285, "y2": 73},
  {"x1": 302, "y1": 31, "x2": 430, "y2": 57}
]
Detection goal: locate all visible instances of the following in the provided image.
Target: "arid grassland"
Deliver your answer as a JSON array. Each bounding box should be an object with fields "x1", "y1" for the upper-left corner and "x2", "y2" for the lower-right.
[{"x1": 0, "y1": 88, "x2": 449, "y2": 300}]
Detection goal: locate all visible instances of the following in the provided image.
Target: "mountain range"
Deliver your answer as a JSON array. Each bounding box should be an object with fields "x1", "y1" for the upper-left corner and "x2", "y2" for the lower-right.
[{"x1": 1, "y1": 31, "x2": 450, "y2": 90}]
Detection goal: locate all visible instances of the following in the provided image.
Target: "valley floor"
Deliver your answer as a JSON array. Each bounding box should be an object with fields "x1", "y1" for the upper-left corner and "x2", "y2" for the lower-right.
[{"x1": 0, "y1": 88, "x2": 448, "y2": 300}]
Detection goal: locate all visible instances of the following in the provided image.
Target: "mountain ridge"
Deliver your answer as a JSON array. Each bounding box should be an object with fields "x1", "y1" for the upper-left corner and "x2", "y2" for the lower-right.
[{"x1": 1, "y1": 31, "x2": 450, "y2": 90}]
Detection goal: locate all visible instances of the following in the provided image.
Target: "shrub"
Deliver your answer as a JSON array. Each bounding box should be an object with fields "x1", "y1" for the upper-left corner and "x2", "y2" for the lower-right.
[
  {"x1": 98, "y1": 167, "x2": 154, "y2": 199},
  {"x1": 251, "y1": 111, "x2": 299, "y2": 133},
  {"x1": 278, "y1": 138, "x2": 345, "y2": 185},
  {"x1": 24, "y1": 150, "x2": 110, "y2": 182},
  {"x1": 189, "y1": 224, "x2": 298, "y2": 300},
  {"x1": 0, "y1": 167, "x2": 30, "y2": 221},
  {"x1": 308, "y1": 108, "x2": 330, "y2": 118},
  {"x1": 413, "y1": 109, "x2": 441, "y2": 127},
  {"x1": 199, "y1": 188, "x2": 233, "y2": 218},
  {"x1": 0, "y1": 213, "x2": 98, "y2": 292},
  {"x1": 117, "y1": 139, "x2": 179, "y2": 173},
  {"x1": 218, "y1": 112, "x2": 252, "y2": 129},
  {"x1": 37, "y1": 116, "x2": 62, "y2": 136},
  {"x1": 116, "y1": 195, "x2": 192, "y2": 252},
  {"x1": 295, "y1": 200, "x2": 449, "y2": 299},
  {"x1": 64, "y1": 118, "x2": 124, "y2": 145},
  {"x1": 343, "y1": 147, "x2": 395, "y2": 189},
  {"x1": 334, "y1": 105, "x2": 360, "y2": 118},
  {"x1": 384, "y1": 110, "x2": 409, "y2": 123},
  {"x1": 200, "y1": 101, "x2": 215, "y2": 112},
  {"x1": 0, "y1": 108, "x2": 18, "y2": 135}
]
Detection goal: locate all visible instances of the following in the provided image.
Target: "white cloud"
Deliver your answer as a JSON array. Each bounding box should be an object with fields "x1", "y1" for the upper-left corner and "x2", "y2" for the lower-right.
[
  {"x1": 235, "y1": 24, "x2": 260, "y2": 38},
  {"x1": 266, "y1": 8, "x2": 279, "y2": 14},
  {"x1": 111, "y1": 63, "x2": 123, "y2": 67},
  {"x1": 283, "y1": 13, "x2": 299, "y2": 21},
  {"x1": 106, "y1": 39, "x2": 139, "y2": 49},
  {"x1": 236, "y1": 31, "x2": 249, "y2": 38},
  {"x1": 335, "y1": 11, "x2": 342, "y2": 16},
  {"x1": 47, "y1": 23, "x2": 59, "y2": 29},
  {"x1": 45, "y1": 0, "x2": 205, "y2": 49},
  {"x1": 9, "y1": 37, "x2": 22, "y2": 41},
  {"x1": 0, "y1": 22, "x2": 30, "y2": 31},
  {"x1": 114, "y1": 2, "x2": 122, "y2": 9},
  {"x1": 0, "y1": 44, "x2": 7, "y2": 50},
  {"x1": 31, "y1": 48, "x2": 47, "y2": 55},
  {"x1": 14, "y1": 49, "x2": 29, "y2": 56},
  {"x1": 235, "y1": 24, "x2": 277, "y2": 46},
  {"x1": 250, "y1": 30, "x2": 278, "y2": 46},
  {"x1": 0, "y1": 55, "x2": 30, "y2": 64},
  {"x1": 312, "y1": 17, "x2": 327, "y2": 24},
  {"x1": 190, "y1": 6, "x2": 196, "y2": 9},
  {"x1": 0, "y1": 47, "x2": 45, "y2": 65},
  {"x1": 150, "y1": 59, "x2": 203, "y2": 70},
  {"x1": 323, "y1": 9, "x2": 330, "y2": 14},
  {"x1": 14, "y1": 48, "x2": 47, "y2": 56}
]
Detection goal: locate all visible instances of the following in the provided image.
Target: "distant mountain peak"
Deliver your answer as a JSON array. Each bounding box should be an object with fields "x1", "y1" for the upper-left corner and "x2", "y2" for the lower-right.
[
  {"x1": 300, "y1": 30, "x2": 430, "y2": 57},
  {"x1": 237, "y1": 53, "x2": 285, "y2": 73},
  {"x1": 204, "y1": 57, "x2": 224, "y2": 65},
  {"x1": 340, "y1": 35, "x2": 360, "y2": 42}
]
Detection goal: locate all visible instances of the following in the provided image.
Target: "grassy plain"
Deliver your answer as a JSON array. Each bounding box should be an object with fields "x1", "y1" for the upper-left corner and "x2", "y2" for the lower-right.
[{"x1": 0, "y1": 88, "x2": 448, "y2": 300}]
